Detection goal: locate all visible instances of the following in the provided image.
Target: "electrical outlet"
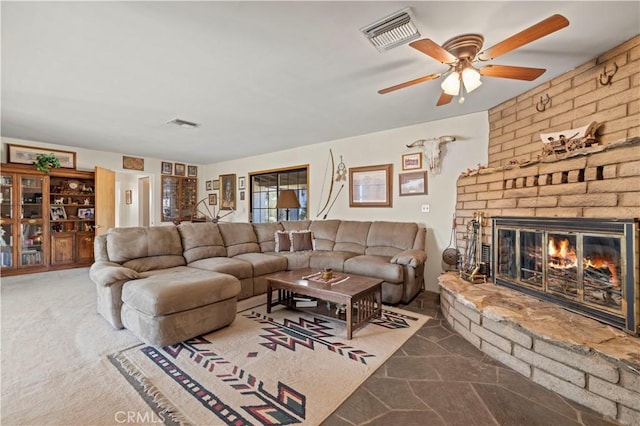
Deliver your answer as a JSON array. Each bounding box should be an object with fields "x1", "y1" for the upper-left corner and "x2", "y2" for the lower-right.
[{"x1": 421, "y1": 204, "x2": 430, "y2": 213}]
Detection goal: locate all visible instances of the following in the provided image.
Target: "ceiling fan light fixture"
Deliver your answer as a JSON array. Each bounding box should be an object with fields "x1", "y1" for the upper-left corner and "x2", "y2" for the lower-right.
[
  {"x1": 441, "y1": 72, "x2": 461, "y2": 96},
  {"x1": 461, "y1": 67, "x2": 482, "y2": 93}
]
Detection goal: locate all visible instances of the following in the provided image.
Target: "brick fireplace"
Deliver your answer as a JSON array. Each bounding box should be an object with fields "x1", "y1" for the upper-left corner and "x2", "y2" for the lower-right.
[{"x1": 444, "y1": 35, "x2": 640, "y2": 424}]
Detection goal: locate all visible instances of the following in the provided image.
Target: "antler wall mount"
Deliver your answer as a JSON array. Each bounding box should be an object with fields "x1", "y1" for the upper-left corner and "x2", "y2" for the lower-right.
[{"x1": 378, "y1": 14, "x2": 570, "y2": 106}]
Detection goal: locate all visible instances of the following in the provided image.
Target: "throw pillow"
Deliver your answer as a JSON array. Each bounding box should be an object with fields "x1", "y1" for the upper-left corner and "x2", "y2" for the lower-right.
[
  {"x1": 275, "y1": 231, "x2": 291, "y2": 253},
  {"x1": 291, "y1": 230, "x2": 315, "y2": 252}
]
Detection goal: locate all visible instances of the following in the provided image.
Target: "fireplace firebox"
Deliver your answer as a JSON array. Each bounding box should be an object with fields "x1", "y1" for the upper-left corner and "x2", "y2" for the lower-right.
[{"x1": 492, "y1": 217, "x2": 639, "y2": 335}]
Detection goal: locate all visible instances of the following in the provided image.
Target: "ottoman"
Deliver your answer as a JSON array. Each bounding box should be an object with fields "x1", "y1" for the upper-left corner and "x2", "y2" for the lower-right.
[{"x1": 120, "y1": 268, "x2": 241, "y2": 346}]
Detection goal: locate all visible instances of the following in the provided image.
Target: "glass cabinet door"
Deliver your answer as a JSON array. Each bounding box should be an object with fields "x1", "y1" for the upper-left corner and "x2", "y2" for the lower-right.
[
  {"x1": 161, "y1": 176, "x2": 179, "y2": 222},
  {"x1": 180, "y1": 178, "x2": 197, "y2": 220},
  {"x1": 1, "y1": 174, "x2": 14, "y2": 268},
  {"x1": 19, "y1": 176, "x2": 45, "y2": 267}
]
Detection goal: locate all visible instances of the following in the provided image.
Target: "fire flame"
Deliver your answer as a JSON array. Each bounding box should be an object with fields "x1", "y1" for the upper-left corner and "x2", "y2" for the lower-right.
[
  {"x1": 548, "y1": 236, "x2": 620, "y2": 288},
  {"x1": 548, "y1": 237, "x2": 577, "y2": 268}
]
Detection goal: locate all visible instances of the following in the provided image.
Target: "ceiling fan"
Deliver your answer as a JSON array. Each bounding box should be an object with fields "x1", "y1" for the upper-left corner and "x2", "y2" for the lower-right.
[{"x1": 378, "y1": 14, "x2": 570, "y2": 106}]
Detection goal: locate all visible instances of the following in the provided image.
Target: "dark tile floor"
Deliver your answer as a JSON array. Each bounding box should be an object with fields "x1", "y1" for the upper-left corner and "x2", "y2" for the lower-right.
[{"x1": 323, "y1": 291, "x2": 618, "y2": 426}]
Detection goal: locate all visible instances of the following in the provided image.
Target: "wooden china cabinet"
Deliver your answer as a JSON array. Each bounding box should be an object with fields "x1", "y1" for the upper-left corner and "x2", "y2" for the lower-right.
[
  {"x1": 0, "y1": 163, "x2": 96, "y2": 276},
  {"x1": 161, "y1": 175, "x2": 197, "y2": 222}
]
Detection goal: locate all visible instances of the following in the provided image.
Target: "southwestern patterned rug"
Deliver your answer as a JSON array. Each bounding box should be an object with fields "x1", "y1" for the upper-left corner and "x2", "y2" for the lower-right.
[{"x1": 110, "y1": 304, "x2": 428, "y2": 426}]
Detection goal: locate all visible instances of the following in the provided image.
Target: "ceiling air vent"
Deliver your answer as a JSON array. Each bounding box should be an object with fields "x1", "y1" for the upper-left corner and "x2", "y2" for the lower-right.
[{"x1": 360, "y1": 8, "x2": 420, "y2": 52}]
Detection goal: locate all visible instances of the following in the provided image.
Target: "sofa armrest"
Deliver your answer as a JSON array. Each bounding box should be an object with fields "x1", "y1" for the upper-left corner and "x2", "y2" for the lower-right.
[
  {"x1": 89, "y1": 261, "x2": 140, "y2": 287},
  {"x1": 391, "y1": 249, "x2": 427, "y2": 268}
]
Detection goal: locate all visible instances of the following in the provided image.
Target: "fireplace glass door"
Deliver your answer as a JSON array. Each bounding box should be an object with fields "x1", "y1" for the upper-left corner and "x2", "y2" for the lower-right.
[{"x1": 492, "y1": 217, "x2": 637, "y2": 334}]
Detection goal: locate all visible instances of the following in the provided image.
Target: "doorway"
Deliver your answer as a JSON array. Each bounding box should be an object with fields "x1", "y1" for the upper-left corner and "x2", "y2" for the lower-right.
[{"x1": 115, "y1": 172, "x2": 153, "y2": 227}]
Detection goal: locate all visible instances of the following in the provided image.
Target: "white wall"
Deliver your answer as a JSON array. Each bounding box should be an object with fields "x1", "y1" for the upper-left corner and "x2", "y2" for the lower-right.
[{"x1": 202, "y1": 111, "x2": 489, "y2": 291}]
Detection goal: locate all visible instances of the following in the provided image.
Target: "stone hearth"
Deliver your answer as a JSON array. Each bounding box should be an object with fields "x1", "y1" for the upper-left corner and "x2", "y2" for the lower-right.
[{"x1": 439, "y1": 272, "x2": 640, "y2": 425}]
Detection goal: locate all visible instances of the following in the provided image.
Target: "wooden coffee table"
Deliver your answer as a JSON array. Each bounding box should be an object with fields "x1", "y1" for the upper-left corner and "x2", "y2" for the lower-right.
[{"x1": 266, "y1": 269, "x2": 382, "y2": 339}]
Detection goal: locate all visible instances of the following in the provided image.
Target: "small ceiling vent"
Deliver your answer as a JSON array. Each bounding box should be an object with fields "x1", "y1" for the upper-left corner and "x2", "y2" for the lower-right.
[{"x1": 360, "y1": 8, "x2": 420, "y2": 53}]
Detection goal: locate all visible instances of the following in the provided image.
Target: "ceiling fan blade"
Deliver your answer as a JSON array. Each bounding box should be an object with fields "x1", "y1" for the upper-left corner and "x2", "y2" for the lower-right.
[
  {"x1": 409, "y1": 39, "x2": 457, "y2": 64},
  {"x1": 480, "y1": 65, "x2": 546, "y2": 81},
  {"x1": 478, "y1": 14, "x2": 569, "y2": 61},
  {"x1": 378, "y1": 73, "x2": 441, "y2": 94},
  {"x1": 436, "y1": 92, "x2": 453, "y2": 106}
]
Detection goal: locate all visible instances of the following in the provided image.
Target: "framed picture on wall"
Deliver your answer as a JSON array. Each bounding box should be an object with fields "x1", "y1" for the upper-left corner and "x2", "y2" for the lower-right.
[
  {"x1": 219, "y1": 174, "x2": 236, "y2": 210},
  {"x1": 123, "y1": 156, "x2": 144, "y2": 171},
  {"x1": 399, "y1": 171, "x2": 427, "y2": 196},
  {"x1": 188, "y1": 165, "x2": 198, "y2": 177},
  {"x1": 206, "y1": 180, "x2": 212, "y2": 191},
  {"x1": 402, "y1": 152, "x2": 422, "y2": 170},
  {"x1": 212, "y1": 180, "x2": 220, "y2": 190},
  {"x1": 161, "y1": 161, "x2": 172, "y2": 175},
  {"x1": 174, "y1": 163, "x2": 186, "y2": 176},
  {"x1": 8, "y1": 144, "x2": 76, "y2": 169},
  {"x1": 208, "y1": 193, "x2": 217, "y2": 205},
  {"x1": 349, "y1": 164, "x2": 393, "y2": 207},
  {"x1": 238, "y1": 176, "x2": 246, "y2": 190}
]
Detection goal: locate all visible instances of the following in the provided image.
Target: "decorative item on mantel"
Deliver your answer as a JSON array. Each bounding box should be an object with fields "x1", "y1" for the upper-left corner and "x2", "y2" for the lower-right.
[{"x1": 540, "y1": 120, "x2": 600, "y2": 159}]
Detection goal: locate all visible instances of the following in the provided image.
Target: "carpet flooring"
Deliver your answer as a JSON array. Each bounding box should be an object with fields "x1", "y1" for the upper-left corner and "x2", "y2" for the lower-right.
[{"x1": 1, "y1": 268, "x2": 619, "y2": 425}]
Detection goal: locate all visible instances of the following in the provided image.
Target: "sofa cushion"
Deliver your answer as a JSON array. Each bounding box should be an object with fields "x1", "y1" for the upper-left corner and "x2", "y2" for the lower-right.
[
  {"x1": 253, "y1": 222, "x2": 283, "y2": 252},
  {"x1": 274, "y1": 251, "x2": 311, "y2": 270},
  {"x1": 333, "y1": 221, "x2": 371, "y2": 254},
  {"x1": 106, "y1": 226, "x2": 184, "y2": 264},
  {"x1": 281, "y1": 220, "x2": 310, "y2": 232},
  {"x1": 275, "y1": 231, "x2": 291, "y2": 253},
  {"x1": 290, "y1": 230, "x2": 314, "y2": 252},
  {"x1": 344, "y1": 255, "x2": 403, "y2": 283},
  {"x1": 234, "y1": 253, "x2": 288, "y2": 276},
  {"x1": 188, "y1": 257, "x2": 253, "y2": 279},
  {"x1": 365, "y1": 221, "x2": 420, "y2": 257},
  {"x1": 121, "y1": 268, "x2": 240, "y2": 316},
  {"x1": 309, "y1": 251, "x2": 357, "y2": 272},
  {"x1": 123, "y1": 255, "x2": 186, "y2": 273},
  {"x1": 309, "y1": 220, "x2": 340, "y2": 251},
  {"x1": 178, "y1": 222, "x2": 227, "y2": 263},
  {"x1": 218, "y1": 223, "x2": 260, "y2": 257}
]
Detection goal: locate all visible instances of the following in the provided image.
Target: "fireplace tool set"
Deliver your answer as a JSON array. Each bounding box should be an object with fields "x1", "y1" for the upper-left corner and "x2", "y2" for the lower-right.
[{"x1": 460, "y1": 211, "x2": 488, "y2": 283}]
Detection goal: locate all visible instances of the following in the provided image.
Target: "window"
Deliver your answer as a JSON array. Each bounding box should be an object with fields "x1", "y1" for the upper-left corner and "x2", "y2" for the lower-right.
[{"x1": 250, "y1": 167, "x2": 308, "y2": 223}]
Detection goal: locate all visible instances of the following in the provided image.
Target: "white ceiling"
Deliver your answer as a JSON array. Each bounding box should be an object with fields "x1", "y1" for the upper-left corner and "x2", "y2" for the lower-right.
[{"x1": 2, "y1": 1, "x2": 639, "y2": 165}]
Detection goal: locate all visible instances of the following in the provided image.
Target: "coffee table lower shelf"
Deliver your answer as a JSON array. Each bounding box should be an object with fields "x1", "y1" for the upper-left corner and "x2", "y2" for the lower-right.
[{"x1": 267, "y1": 286, "x2": 381, "y2": 339}]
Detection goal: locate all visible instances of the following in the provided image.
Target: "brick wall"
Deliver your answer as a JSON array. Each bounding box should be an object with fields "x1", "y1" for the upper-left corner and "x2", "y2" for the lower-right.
[
  {"x1": 455, "y1": 138, "x2": 640, "y2": 247},
  {"x1": 488, "y1": 35, "x2": 640, "y2": 168}
]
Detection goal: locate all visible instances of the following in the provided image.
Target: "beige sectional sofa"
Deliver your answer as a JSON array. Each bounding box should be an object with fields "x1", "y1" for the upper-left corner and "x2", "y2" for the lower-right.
[{"x1": 90, "y1": 219, "x2": 426, "y2": 345}]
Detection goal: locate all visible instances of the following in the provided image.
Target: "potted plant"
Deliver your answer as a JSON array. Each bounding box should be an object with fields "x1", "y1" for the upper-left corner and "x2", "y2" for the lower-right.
[{"x1": 33, "y1": 153, "x2": 61, "y2": 173}]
